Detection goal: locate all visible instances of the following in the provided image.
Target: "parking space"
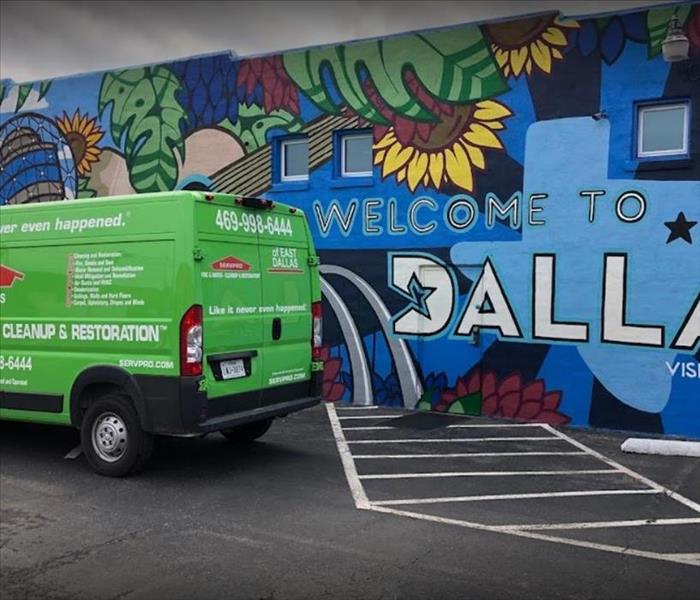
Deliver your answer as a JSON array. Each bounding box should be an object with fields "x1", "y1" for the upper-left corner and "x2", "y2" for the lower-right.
[{"x1": 328, "y1": 404, "x2": 700, "y2": 568}]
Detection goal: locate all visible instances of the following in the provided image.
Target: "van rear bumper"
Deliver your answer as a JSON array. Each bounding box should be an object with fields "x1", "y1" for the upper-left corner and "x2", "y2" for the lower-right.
[
  {"x1": 135, "y1": 373, "x2": 322, "y2": 435},
  {"x1": 196, "y1": 395, "x2": 321, "y2": 433}
]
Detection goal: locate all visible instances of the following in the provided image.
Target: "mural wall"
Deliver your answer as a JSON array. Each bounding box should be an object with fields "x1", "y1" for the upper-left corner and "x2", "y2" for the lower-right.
[{"x1": 1, "y1": 3, "x2": 699, "y2": 437}]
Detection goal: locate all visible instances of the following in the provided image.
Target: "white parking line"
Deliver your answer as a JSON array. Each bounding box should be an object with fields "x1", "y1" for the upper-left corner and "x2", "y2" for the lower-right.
[
  {"x1": 342, "y1": 426, "x2": 397, "y2": 431},
  {"x1": 339, "y1": 419, "x2": 548, "y2": 425},
  {"x1": 663, "y1": 553, "x2": 700, "y2": 565},
  {"x1": 346, "y1": 437, "x2": 558, "y2": 444},
  {"x1": 492, "y1": 517, "x2": 700, "y2": 531},
  {"x1": 325, "y1": 403, "x2": 370, "y2": 509},
  {"x1": 325, "y1": 404, "x2": 700, "y2": 568},
  {"x1": 352, "y1": 451, "x2": 589, "y2": 459},
  {"x1": 345, "y1": 423, "x2": 557, "y2": 431},
  {"x1": 371, "y1": 489, "x2": 661, "y2": 506},
  {"x1": 358, "y1": 469, "x2": 620, "y2": 480},
  {"x1": 371, "y1": 505, "x2": 700, "y2": 568},
  {"x1": 542, "y1": 424, "x2": 700, "y2": 515},
  {"x1": 447, "y1": 423, "x2": 546, "y2": 428},
  {"x1": 335, "y1": 405, "x2": 380, "y2": 410},
  {"x1": 338, "y1": 415, "x2": 403, "y2": 420}
]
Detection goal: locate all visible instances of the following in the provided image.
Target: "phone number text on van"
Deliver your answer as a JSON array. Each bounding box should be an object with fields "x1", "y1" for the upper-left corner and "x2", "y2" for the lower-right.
[{"x1": 215, "y1": 210, "x2": 294, "y2": 237}]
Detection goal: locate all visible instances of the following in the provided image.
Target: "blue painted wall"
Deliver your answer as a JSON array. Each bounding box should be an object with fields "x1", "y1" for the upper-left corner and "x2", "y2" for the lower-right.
[{"x1": 1, "y1": 3, "x2": 699, "y2": 437}]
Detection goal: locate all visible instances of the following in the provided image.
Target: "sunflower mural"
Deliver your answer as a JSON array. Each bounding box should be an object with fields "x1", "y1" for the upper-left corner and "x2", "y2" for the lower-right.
[
  {"x1": 483, "y1": 15, "x2": 579, "y2": 78},
  {"x1": 283, "y1": 26, "x2": 511, "y2": 195},
  {"x1": 56, "y1": 110, "x2": 104, "y2": 176},
  {"x1": 372, "y1": 98, "x2": 512, "y2": 193}
]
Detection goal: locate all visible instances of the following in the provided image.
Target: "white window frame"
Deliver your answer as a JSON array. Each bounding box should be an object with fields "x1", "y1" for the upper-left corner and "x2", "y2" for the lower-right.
[
  {"x1": 280, "y1": 137, "x2": 309, "y2": 182},
  {"x1": 340, "y1": 132, "x2": 373, "y2": 177},
  {"x1": 637, "y1": 102, "x2": 689, "y2": 159}
]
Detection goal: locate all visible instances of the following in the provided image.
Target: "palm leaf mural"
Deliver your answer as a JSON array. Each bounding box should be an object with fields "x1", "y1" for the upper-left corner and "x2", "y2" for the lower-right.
[
  {"x1": 99, "y1": 66, "x2": 187, "y2": 193},
  {"x1": 646, "y1": 5, "x2": 691, "y2": 58},
  {"x1": 219, "y1": 102, "x2": 303, "y2": 152},
  {"x1": 1, "y1": 79, "x2": 53, "y2": 112},
  {"x1": 15, "y1": 83, "x2": 33, "y2": 112},
  {"x1": 283, "y1": 26, "x2": 507, "y2": 125},
  {"x1": 38, "y1": 80, "x2": 52, "y2": 100}
]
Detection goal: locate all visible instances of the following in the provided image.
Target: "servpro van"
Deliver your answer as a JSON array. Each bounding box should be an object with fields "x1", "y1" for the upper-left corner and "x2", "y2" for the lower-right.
[{"x1": 0, "y1": 191, "x2": 323, "y2": 476}]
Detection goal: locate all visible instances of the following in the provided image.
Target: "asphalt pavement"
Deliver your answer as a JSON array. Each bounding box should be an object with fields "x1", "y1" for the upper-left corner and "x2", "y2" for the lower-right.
[{"x1": 1, "y1": 404, "x2": 699, "y2": 600}]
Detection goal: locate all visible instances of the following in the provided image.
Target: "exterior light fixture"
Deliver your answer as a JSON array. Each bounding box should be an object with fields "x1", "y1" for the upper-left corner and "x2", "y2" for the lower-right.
[{"x1": 661, "y1": 14, "x2": 690, "y2": 63}]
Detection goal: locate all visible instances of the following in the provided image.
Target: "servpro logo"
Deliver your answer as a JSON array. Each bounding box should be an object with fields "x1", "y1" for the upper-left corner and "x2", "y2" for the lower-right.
[
  {"x1": 0, "y1": 265, "x2": 24, "y2": 288},
  {"x1": 212, "y1": 256, "x2": 251, "y2": 272},
  {"x1": 0, "y1": 265, "x2": 24, "y2": 305}
]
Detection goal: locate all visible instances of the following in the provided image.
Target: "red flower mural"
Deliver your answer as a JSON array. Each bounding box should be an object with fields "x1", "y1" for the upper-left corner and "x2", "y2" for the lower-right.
[
  {"x1": 434, "y1": 371, "x2": 481, "y2": 414},
  {"x1": 480, "y1": 371, "x2": 569, "y2": 425},
  {"x1": 420, "y1": 368, "x2": 570, "y2": 425},
  {"x1": 319, "y1": 347, "x2": 346, "y2": 403},
  {"x1": 237, "y1": 55, "x2": 300, "y2": 115}
]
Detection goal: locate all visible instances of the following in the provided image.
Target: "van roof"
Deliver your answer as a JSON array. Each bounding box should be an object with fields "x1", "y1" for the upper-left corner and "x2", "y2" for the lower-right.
[{"x1": 0, "y1": 191, "x2": 300, "y2": 215}]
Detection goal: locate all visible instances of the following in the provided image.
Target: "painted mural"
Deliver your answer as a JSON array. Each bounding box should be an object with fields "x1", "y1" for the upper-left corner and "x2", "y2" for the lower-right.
[{"x1": 1, "y1": 4, "x2": 699, "y2": 438}]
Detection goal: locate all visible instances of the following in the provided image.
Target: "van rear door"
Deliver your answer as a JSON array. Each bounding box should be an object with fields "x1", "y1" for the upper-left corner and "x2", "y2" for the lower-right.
[
  {"x1": 257, "y1": 206, "x2": 313, "y2": 407},
  {"x1": 195, "y1": 200, "x2": 263, "y2": 412}
]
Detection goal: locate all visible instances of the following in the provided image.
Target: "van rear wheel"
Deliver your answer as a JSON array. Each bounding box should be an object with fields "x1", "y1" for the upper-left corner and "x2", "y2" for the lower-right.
[
  {"x1": 220, "y1": 418, "x2": 273, "y2": 443},
  {"x1": 81, "y1": 392, "x2": 153, "y2": 477}
]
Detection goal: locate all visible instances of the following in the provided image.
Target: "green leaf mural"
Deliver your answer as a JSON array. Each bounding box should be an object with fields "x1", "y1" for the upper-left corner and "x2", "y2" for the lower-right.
[
  {"x1": 99, "y1": 66, "x2": 187, "y2": 193},
  {"x1": 77, "y1": 177, "x2": 97, "y2": 199},
  {"x1": 219, "y1": 103, "x2": 303, "y2": 152},
  {"x1": 15, "y1": 83, "x2": 33, "y2": 112},
  {"x1": 38, "y1": 80, "x2": 52, "y2": 101},
  {"x1": 445, "y1": 392, "x2": 481, "y2": 416},
  {"x1": 647, "y1": 6, "x2": 691, "y2": 58},
  {"x1": 1, "y1": 79, "x2": 52, "y2": 112},
  {"x1": 283, "y1": 26, "x2": 507, "y2": 125}
]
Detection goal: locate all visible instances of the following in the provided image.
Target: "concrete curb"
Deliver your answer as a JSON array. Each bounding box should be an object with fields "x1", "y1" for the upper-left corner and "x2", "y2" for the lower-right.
[{"x1": 621, "y1": 438, "x2": 700, "y2": 458}]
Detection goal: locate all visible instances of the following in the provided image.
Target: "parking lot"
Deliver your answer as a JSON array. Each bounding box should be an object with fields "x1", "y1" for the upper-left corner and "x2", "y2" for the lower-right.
[
  {"x1": 1, "y1": 404, "x2": 699, "y2": 599},
  {"x1": 328, "y1": 404, "x2": 700, "y2": 567}
]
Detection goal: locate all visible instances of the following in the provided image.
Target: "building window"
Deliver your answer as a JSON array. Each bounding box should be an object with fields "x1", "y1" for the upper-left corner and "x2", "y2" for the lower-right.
[
  {"x1": 340, "y1": 131, "x2": 373, "y2": 177},
  {"x1": 637, "y1": 102, "x2": 689, "y2": 159},
  {"x1": 280, "y1": 137, "x2": 309, "y2": 181}
]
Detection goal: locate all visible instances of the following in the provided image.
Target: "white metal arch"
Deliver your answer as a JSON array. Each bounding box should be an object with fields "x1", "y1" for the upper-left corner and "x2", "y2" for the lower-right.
[{"x1": 321, "y1": 265, "x2": 422, "y2": 407}]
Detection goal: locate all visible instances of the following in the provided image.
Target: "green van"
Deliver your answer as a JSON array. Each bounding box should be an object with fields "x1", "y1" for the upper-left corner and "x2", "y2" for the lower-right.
[{"x1": 0, "y1": 191, "x2": 323, "y2": 476}]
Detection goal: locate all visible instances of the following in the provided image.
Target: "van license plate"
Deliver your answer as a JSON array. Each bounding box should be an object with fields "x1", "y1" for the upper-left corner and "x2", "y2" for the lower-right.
[{"x1": 220, "y1": 359, "x2": 246, "y2": 380}]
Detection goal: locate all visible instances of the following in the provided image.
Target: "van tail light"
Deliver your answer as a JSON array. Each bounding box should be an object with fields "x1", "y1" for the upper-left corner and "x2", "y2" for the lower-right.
[
  {"x1": 180, "y1": 305, "x2": 203, "y2": 376},
  {"x1": 311, "y1": 301, "x2": 323, "y2": 360}
]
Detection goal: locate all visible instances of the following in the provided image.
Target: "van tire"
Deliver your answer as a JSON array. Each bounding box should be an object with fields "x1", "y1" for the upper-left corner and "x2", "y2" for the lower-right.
[
  {"x1": 220, "y1": 418, "x2": 273, "y2": 443},
  {"x1": 80, "y1": 392, "x2": 153, "y2": 477}
]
